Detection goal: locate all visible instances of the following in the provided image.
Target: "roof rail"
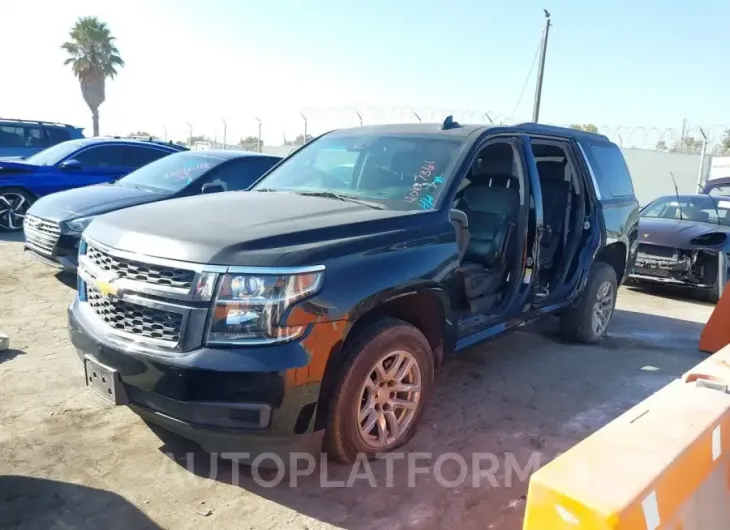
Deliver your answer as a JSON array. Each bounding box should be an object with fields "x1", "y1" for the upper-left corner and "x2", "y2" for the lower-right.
[{"x1": 0, "y1": 117, "x2": 78, "y2": 128}]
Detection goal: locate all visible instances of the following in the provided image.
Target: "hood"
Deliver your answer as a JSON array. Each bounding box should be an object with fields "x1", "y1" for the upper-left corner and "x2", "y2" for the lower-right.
[
  {"x1": 0, "y1": 159, "x2": 38, "y2": 175},
  {"x1": 85, "y1": 191, "x2": 436, "y2": 267},
  {"x1": 638, "y1": 217, "x2": 730, "y2": 248},
  {"x1": 28, "y1": 184, "x2": 166, "y2": 223}
]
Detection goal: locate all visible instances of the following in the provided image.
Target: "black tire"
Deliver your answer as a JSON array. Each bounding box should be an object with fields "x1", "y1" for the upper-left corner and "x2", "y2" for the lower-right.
[
  {"x1": 324, "y1": 316, "x2": 434, "y2": 464},
  {"x1": 559, "y1": 261, "x2": 618, "y2": 344},
  {"x1": 0, "y1": 187, "x2": 35, "y2": 232}
]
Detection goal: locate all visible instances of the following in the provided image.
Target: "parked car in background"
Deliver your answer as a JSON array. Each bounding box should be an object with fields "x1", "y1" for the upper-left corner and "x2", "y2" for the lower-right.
[
  {"x1": 701, "y1": 177, "x2": 730, "y2": 197},
  {"x1": 68, "y1": 119, "x2": 639, "y2": 464},
  {"x1": 24, "y1": 150, "x2": 282, "y2": 272},
  {"x1": 0, "y1": 118, "x2": 85, "y2": 159},
  {"x1": 0, "y1": 138, "x2": 187, "y2": 231},
  {"x1": 629, "y1": 193, "x2": 730, "y2": 301}
]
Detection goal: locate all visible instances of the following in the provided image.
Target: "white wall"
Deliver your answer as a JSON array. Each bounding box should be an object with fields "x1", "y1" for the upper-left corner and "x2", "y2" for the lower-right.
[{"x1": 621, "y1": 148, "x2": 707, "y2": 206}]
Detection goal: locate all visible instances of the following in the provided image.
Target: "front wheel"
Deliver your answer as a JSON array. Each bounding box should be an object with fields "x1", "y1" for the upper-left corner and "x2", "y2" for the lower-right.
[
  {"x1": 324, "y1": 316, "x2": 434, "y2": 464},
  {"x1": 559, "y1": 261, "x2": 618, "y2": 344},
  {"x1": 0, "y1": 188, "x2": 34, "y2": 231}
]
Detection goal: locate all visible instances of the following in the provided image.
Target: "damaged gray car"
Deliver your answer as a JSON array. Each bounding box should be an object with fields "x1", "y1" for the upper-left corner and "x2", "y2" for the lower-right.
[{"x1": 629, "y1": 194, "x2": 730, "y2": 302}]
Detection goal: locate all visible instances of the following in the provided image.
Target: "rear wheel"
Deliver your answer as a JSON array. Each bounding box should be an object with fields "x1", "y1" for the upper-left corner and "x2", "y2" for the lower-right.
[
  {"x1": 0, "y1": 188, "x2": 34, "y2": 231},
  {"x1": 559, "y1": 261, "x2": 618, "y2": 344},
  {"x1": 324, "y1": 316, "x2": 434, "y2": 464}
]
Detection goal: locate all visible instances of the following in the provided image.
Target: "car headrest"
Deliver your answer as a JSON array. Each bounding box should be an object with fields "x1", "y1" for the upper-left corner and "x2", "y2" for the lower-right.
[
  {"x1": 695, "y1": 211, "x2": 710, "y2": 222},
  {"x1": 462, "y1": 184, "x2": 520, "y2": 214}
]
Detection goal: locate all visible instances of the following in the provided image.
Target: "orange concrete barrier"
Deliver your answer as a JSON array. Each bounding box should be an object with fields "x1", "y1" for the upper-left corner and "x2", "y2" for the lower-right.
[
  {"x1": 522, "y1": 346, "x2": 730, "y2": 530},
  {"x1": 699, "y1": 281, "x2": 730, "y2": 353}
]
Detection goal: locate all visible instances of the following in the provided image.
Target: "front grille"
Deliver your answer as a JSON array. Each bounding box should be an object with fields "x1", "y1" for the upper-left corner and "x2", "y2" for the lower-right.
[
  {"x1": 634, "y1": 267, "x2": 671, "y2": 278},
  {"x1": 86, "y1": 285, "x2": 183, "y2": 343},
  {"x1": 23, "y1": 215, "x2": 60, "y2": 255},
  {"x1": 638, "y1": 243, "x2": 677, "y2": 259},
  {"x1": 85, "y1": 244, "x2": 196, "y2": 290}
]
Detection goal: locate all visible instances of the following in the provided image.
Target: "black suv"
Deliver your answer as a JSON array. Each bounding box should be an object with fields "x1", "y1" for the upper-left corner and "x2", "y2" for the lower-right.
[{"x1": 67, "y1": 119, "x2": 639, "y2": 464}]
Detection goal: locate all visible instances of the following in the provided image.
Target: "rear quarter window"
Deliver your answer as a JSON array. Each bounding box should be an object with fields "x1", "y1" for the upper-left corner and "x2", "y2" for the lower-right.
[
  {"x1": 46, "y1": 127, "x2": 72, "y2": 146},
  {"x1": 581, "y1": 142, "x2": 635, "y2": 198}
]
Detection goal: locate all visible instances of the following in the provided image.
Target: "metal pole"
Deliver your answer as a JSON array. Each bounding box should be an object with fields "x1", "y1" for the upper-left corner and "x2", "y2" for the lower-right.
[
  {"x1": 413, "y1": 111, "x2": 422, "y2": 123},
  {"x1": 186, "y1": 122, "x2": 192, "y2": 148},
  {"x1": 698, "y1": 127, "x2": 708, "y2": 190},
  {"x1": 680, "y1": 118, "x2": 686, "y2": 144},
  {"x1": 357, "y1": 111, "x2": 363, "y2": 127},
  {"x1": 163, "y1": 126, "x2": 167, "y2": 142},
  {"x1": 718, "y1": 251, "x2": 727, "y2": 301},
  {"x1": 221, "y1": 117, "x2": 227, "y2": 149},
  {"x1": 254, "y1": 117, "x2": 262, "y2": 153},
  {"x1": 301, "y1": 113, "x2": 307, "y2": 145},
  {"x1": 531, "y1": 10, "x2": 552, "y2": 123}
]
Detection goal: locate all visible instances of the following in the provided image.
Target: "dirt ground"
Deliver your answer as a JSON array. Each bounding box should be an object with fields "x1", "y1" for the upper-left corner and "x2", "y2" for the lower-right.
[{"x1": 0, "y1": 231, "x2": 714, "y2": 530}]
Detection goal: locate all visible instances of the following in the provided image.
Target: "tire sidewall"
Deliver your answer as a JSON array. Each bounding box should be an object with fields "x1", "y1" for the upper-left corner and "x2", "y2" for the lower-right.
[
  {"x1": 0, "y1": 187, "x2": 35, "y2": 232},
  {"x1": 581, "y1": 262, "x2": 618, "y2": 341},
  {"x1": 328, "y1": 320, "x2": 434, "y2": 461}
]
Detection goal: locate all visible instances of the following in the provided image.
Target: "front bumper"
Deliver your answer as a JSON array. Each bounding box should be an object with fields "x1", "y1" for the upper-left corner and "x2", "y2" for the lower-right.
[
  {"x1": 68, "y1": 298, "x2": 330, "y2": 460},
  {"x1": 629, "y1": 249, "x2": 725, "y2": 289},
  {"x1": 24, "y1": 232, "x2": 80, "y2": 273}
]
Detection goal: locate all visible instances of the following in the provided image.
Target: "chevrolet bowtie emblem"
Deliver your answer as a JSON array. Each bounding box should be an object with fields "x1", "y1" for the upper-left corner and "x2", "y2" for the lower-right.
[{"x1": 96, "y1": 271, "x2": 119, "y2": 297}]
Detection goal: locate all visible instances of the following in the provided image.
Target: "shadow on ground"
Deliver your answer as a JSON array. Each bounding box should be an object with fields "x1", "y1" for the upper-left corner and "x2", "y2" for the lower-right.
[
  {"x1": 54, "y1": 271, "x2": 78, "y2": 290},
  {"x1": 0, "y1": 349, "x2": 25, "y2": 365},
  {"x1": 141, "y1": 309, "x2": 708, "y2": 529},
  {"x1": 0, "y1": 475, "x2": 161, "y2": 529},
  {"x1": 0, "y1": 231, "x2": 23, "y2": 243}
]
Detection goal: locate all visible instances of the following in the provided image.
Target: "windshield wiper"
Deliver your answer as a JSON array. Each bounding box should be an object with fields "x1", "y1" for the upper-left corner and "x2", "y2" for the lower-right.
[{"x1": 294, "y1": 190, "x2": 385, "y2": 209}]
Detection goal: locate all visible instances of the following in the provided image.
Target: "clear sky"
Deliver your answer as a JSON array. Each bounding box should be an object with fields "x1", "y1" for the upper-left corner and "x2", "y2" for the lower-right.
[{"x1": 2, "y1": 0, "x2": 729, "y2": 146}]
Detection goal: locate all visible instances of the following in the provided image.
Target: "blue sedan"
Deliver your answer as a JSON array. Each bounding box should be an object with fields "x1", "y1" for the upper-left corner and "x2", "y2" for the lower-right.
[
  {"x1": 0, "y1": 138, "x2": 186, "y2": 230},
  {"x1": 24, "y1": 149, "x2": 282, "y2": 272}
]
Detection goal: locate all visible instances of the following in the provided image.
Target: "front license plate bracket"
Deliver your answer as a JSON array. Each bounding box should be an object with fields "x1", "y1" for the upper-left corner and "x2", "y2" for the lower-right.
[{"x1": 84, "y1": 355, "x2": 128, "y2": 405}]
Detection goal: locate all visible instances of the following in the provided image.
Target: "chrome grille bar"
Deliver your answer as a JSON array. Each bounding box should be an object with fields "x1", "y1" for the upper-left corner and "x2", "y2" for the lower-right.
[{"x1": 23, "y1": 215, "x2": 60, "y2": 255}]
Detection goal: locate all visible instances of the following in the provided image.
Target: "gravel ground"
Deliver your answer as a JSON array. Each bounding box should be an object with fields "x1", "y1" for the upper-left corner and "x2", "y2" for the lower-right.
[{"x1": 0, "y1": 231, "x2": 713, "y2": 530}]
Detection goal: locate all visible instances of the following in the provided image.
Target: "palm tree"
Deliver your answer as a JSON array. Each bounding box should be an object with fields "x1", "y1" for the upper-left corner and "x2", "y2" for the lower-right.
[{"x1": 61, "y1": 16, "x2": 124, "y2": 137}]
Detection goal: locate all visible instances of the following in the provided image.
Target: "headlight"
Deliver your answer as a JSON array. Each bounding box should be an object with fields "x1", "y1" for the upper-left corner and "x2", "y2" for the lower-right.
[
  {"x1": 690, "y1": 232, "x2": 727, "y2": 246},
  {"x1": 206, "y1": 270, "x2": 324, "y2": 345},
  {"x1": 66, "y1": 216, "x2": 96, "y2": 233}
]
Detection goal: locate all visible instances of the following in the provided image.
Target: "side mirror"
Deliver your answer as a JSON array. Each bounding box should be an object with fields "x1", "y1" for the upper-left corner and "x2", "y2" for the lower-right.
[
  {"x1": 201, "y1": 182, "x2": 225, "y2": 194},
  {"x1": 59, "y1": 159, "x2": 82, "y2": 171}
]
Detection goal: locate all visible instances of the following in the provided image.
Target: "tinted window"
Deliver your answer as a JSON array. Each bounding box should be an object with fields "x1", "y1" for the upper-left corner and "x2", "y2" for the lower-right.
[
  {"x1": 203, "y1": 157, "x2": 280, "y2": 192},
  {"x1": 25, "y1": 127, "x2": 48, "y2": 148},
  {"x1": 582, "y1": 143, "x2": 634, "y2": 198},
  {"x1": 119, "y1": 145, "x2": 170, "y2": 168},
  {"x1": 0, "y1": 126, "x2": 24, "y2": 147},
  {"x1": 254, "y1": 134, "x2": 464, "y2": 211},
  {"x1": 116, "y1": 152, "x2": 225, "y2": 193},
  {"x1": 74, "y1": 145, "x2": 124, "y2": 167},
  {"x1": 46, "y1": 127, "x2": 71, "y2": 145},
  {"x1": 0, "y1": 125, "x2": 46, "y2": 148},
  {"x1": 25, "y1": 140, "x2": 85, "y2": 166},
  {"x1": 641, "y1": 196, "x2": 730, "y2": 225}
]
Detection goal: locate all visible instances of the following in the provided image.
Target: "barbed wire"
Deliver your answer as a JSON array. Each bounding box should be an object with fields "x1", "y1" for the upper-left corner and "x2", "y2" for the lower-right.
[{"x1": 160, "y1": 106, "x2": 729, "y2": 152}]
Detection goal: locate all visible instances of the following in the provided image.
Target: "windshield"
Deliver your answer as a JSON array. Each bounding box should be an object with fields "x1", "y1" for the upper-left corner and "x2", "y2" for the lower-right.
[
  {"x1": 115, "y1": 152, "x2": 224, "y2": 192},
  {"x1": 641, "y1": 196, "x2": 730, "y2": 226},
  {"x1": 252, "y1": 133, "x2": 465, "y2": 210},
  {"x1": 24, "y1": 140, "x2": 85, "y2": 166}
]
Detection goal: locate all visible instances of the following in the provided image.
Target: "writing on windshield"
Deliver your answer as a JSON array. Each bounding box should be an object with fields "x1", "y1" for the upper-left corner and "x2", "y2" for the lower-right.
[
  {"x1": 253, "y1": 134, "x2": 463, "y2": 211},
  {"x1": 404, "y1": 161, "x2": 445, "y2": 209},
  {"x1": 117, "y1": 153, "x2": 221, "y2": 192}
]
